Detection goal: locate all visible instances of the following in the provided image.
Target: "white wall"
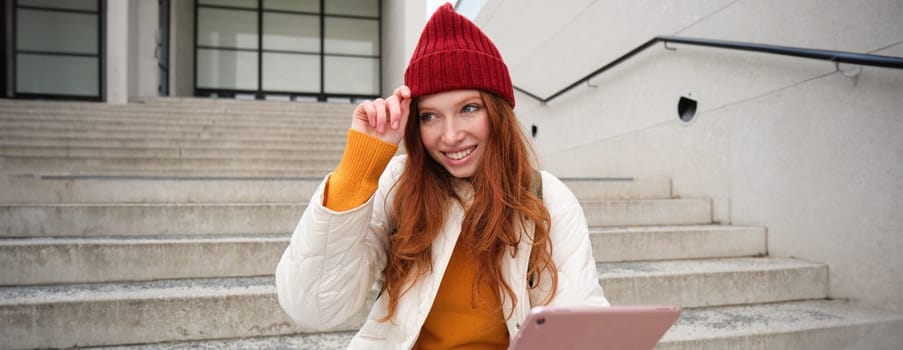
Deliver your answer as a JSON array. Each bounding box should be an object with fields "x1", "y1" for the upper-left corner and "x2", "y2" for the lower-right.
[
  {"x1": 382, "y1": 0, "x2": 426, "y2": 96},
  {"x1": 475, "y1": 0, "x2": 903, "y2": 312},
  {"x1": 131, "y1": 0, "x2": 159, "y2": 97},
  {"x1": 169, "y1": 0, "x2": 195, "y2": 97},
  {"x1": 728, "y1": 60, "x2": 903, "y2": 313},
  {"x1": 105, "y1": 0, "x2": 128, "y2": 104},
  {"x1": 107, "y1": 0, "x2": 160, "y2": 101}
]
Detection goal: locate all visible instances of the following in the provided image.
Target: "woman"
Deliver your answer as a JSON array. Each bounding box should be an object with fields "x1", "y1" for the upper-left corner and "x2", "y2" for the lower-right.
[{"x1": 275, "y1": 3, "x2": 608, "y2": 349}]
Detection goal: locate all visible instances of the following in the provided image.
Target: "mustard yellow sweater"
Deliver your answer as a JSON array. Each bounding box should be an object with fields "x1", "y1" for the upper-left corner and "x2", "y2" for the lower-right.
[{"x1": 325, "y1": 130, "x2": 508, "y2": 349}]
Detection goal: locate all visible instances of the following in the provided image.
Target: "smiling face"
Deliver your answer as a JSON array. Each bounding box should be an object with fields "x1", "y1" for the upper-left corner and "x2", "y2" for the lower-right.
[{"x1": 417, "y1": 89, "x2": 490, "y2": 179}]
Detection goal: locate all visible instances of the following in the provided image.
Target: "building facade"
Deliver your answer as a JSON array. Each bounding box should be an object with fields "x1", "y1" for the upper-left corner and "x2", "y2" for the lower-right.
[{"x1": 3, "y1": 0, "x2": 405, "y2": 103}]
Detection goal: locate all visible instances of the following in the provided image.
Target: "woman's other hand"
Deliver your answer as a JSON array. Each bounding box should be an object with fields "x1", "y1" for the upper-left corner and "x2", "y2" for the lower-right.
[{"x1": 351, "y1": 86, "x2": 412, "y2": 145}]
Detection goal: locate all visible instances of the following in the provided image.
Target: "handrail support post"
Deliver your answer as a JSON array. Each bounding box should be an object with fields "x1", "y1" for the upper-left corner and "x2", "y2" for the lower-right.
[{"x1": 835, "y1": 61, "x2": 862, "y2": 85}]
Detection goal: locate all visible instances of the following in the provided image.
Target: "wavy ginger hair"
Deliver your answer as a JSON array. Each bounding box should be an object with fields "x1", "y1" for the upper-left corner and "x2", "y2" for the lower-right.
[{"x1": 381, "y1": 91, "x2": 558, "y2": 321}]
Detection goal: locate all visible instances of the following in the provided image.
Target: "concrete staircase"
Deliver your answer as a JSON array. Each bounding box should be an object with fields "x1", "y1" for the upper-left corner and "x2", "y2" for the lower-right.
[{"x1": 1, "y1": 98, "x2": 901, "y2": 349}]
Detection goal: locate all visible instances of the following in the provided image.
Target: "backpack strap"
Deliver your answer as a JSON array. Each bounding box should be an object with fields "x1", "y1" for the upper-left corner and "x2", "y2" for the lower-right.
[{"x1": 531, "y1": 169, "x2": 543, "y2": 201}]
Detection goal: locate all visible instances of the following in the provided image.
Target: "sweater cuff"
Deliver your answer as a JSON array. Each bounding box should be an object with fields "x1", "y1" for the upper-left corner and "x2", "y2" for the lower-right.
[{"x1": 324, "y1": 129, "x2": 398, "y2": 211}]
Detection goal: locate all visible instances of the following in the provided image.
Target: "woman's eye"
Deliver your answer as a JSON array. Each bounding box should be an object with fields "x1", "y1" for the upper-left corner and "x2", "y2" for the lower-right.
[
  {"x1": 419, "y1": 113, "x2": 436, "y2": 122},
  {"x1": 462, "y1": 104, "x2": 480, "y2": 113}
]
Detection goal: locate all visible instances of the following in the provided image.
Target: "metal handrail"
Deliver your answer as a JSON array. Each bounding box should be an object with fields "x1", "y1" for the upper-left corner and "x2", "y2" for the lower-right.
[{"x1": 515, "y1": 35, "x2": 903, "y2": 104}]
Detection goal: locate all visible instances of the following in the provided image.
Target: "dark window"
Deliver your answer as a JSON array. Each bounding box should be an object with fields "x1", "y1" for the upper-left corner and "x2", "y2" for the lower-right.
[
  {"x1": 194, "y1": 0, "x2": 381, "y2": 101},
  {"x1": 12, "y1": 0, "x2": 103, "y2": 100}
]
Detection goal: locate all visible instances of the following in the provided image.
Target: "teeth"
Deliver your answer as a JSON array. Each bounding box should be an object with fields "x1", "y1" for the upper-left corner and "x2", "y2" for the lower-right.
[{"x1": 446, "y1": 147, "x2": 475, "y2": 160}]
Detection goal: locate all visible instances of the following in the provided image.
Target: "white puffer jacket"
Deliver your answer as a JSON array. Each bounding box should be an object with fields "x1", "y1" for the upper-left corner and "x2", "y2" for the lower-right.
[{"x1": 275, "y1": 156, "x2": 608, "y2": 349}]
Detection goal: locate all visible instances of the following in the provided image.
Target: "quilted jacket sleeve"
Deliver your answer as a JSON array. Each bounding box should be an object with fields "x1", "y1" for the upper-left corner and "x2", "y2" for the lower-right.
[
  {"x1": 538, "y1": 171, "x2": 610, "y2": 307},
  {"x1": 274, "y1": 157, "x2": 404, "y2": 331}
]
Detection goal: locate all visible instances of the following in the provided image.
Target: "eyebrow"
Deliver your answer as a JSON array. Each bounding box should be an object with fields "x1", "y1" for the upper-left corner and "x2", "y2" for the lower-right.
[{"x1": 419, "y1": 94, "x2": 483, "y2": 111}]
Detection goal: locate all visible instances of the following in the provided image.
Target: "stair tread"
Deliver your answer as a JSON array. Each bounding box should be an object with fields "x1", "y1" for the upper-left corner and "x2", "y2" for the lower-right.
[
  {"x1": 0, "y1": 276, "x2": 275, "y2": 305},
  {"x1": 0, "y1": 144, "x2": 345, "y2": 153},
  {"x1": 85, "y1": 332, "x2": 357, "y2": 350},
  {"x1": 1, "y1": 257, "x2": 820, "y2": 304},
  {"x1": 0, "y1": 234, "x2": 289, "y2": 245},
  {"x1": 598, "y1": 257, "x2": 824, "y2": 277},
  {"x1": 590, "y1": 224, "x2": 761, "y2": 233},
  {"x1": 588, "y1": 224, "x2": 767, "y2": 263},
  {"x1": 2, "y1": 170, "x2": 333, "y2": 177},
  {"x1": 7, "y1": 173, "x2": 327, "y2": 180},
  {"x1": 82, "y1": 300, "x2": 903, "y2": 350},
  {"x1": 581, "y1": 198, "x2": 708, "y2": 203},
  {"x1": 664, "y1": 300, "x2": 903, "y2": 341},
  {"x1": 1, "y1": 202, "x2": 305, "y2": 207},
  {"x1": 0, "y1": 153, "x2": 343, "y2": 161}
]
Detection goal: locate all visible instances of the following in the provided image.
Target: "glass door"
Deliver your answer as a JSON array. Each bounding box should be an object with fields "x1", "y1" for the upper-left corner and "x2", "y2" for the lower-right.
[
  {"x1": 195, "y1": 0, "x2": 381, "y2": 101},
  {"x1": 13, "y1": 0, "x2": 102, "y2": 100}
]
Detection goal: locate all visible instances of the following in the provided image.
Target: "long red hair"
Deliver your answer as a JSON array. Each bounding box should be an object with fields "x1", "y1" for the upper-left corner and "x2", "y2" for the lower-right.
[{"x1": 381, "y1": 91, "x2": 557, "y2": 321}]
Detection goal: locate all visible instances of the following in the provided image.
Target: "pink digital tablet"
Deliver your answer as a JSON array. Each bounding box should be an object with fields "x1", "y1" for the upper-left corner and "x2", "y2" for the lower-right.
[{"x1": 509, "y1": 305, "x2": 682, "y2": 350}]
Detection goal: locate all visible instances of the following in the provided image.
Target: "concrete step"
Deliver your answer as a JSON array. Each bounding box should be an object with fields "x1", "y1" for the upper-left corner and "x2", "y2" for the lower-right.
[
  {"x1": 582, "y1": 198, "x2": 712, "y2": 226},
  {"x1": 0, "y1": 114, "x2": 349, "y2": 129},
  {"x1": 560, "y1": 177, "x2": 671, "y2": 200},
  {"x1": 0, "y1": 122, "x2": 347, "y2": 140},
  {"x1": 0, "y1": 175, "x2": 324, "y2": 203},
  {"x1": 0, "y1": 125, "x2": 346, "y2": 142},
  {"x1": 0, "y1": 130, "x2": 345, "y2": 147},
  {"x1": 0, "y1": 197, "x2": 707, "y2": 237},
  {"x1": 0, "y1": 202, "x2": 307, "y2": 237},
  {"x1": 86, "y1": 332, "x2": 358, "y2": 350},
  {"x1": 0, "y1": 113, "x2": 350, "y2": 130},
  {"x1": 0, "y1": 134, "x2": 349, "y2": 149},
  {"x1": 3, "y1": 168, "x2": 333, "y2": 178},
  {"x1": 0, "y1": 114, "x2": 349, "y2": 131},
  {"x1": 1, "y1": 236, "x2": 814, "y2": 305},
  {"x1": 0, "y1": 97, "x2": 356, "y2": 111},
  {"x1": 658, "y1": 300, "x2": 903, "y2": 350},
  {"x1": 0, "y1": 235, "x2": 289, "y2": 286},
  {"x1": 0, "y1": 105, "x2": 352, "y2": 121},
  {"x1": 0, "y1": 145, "x2": 344, "y2": 160},
  {"x1": 0, "y1": 111, "x2": 350, "y2": 128},
  {"x1": 0, "y1": 260, "x2": 834, "y2": 350},
  {"x1": 0, "y1": 155, "x2": 339, "y2": 175},
  {"x1": 0, "y1": 277, "x2": 370, "y2": 349},
  {"x1": 0, "y1": 175, "x2": 655, "y2": 204},
  {"x1": 0, "y1": 113, "x2": 349, "y2": 132},
  {"x1": 590, "y1": 225, "x2": 766, "y2": 262},
  {"x1": 598, "y1": 257, "x2": 827, "y2": 307},
  {"x1": 0, "y1": 224, "x2": 766, "y2": 286},
  {"x1": 85, "y1": 301, "x2": 903, "y2": 350}
]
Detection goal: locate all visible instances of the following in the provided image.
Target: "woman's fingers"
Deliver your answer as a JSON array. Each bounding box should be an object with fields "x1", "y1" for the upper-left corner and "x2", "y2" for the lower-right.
[
  {"x1": 398, "y1": 97, "x2": 411, "y2": 128},
  {"x1": 350, "y1": 86, "x2": 411, "y2": 143},
  {"x1": 363, "y1": 100, "x2": 377, "y2": 127},
  {"x1": 373, "y1": 98, "x2": 387, "y2": 133},
  {"x1": 387, "y1": 96, "x2": 402, "y2": 130},
  {"x1": 393, "y1": 86, "x2": 411, "y2": 101},
  {"x1": 391, "y1": 86, "x2": 411, "y2": 130}
]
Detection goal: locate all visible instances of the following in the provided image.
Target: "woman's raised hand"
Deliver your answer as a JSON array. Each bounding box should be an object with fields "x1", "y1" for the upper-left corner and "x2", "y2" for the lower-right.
[{"x1": 351, "y1": 86, "x2": 412, "y2": 145}]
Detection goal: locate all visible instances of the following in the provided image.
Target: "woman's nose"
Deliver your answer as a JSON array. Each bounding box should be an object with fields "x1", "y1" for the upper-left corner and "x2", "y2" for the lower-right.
[{"x1": 442, "y1": 120, "x2": 464, "y2": 144}]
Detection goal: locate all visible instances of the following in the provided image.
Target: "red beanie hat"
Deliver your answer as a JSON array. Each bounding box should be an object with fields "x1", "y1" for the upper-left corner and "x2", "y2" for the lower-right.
[{"x1": 404, "y1": 3, "x2": 515, "y2": 107}]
